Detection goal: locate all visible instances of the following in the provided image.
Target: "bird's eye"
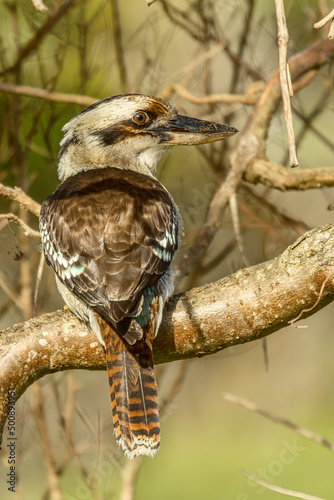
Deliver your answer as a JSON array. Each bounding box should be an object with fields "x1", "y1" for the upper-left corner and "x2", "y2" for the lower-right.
[{"x1": 132, "y1": 111, "x2": 149, "y2": 126}]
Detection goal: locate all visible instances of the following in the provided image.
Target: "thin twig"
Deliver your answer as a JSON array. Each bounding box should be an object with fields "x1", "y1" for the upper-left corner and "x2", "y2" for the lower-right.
[
  {"x1": 120, "y1": 458, "x2": 143, "y2": 500},
  {"x1": 292, "y1": 103, "x2": 334, "y2": 153},
  {"x1": 282, "y1": 85, "x2": 333, "y2": 165},
  {"x1": 0, "y1": 0, "x2": 79, "y2": 77},
  {"x1": 241, "y1": 470, "x2": 326, "y2": 500},
  {"x1": 159, "y1": 360, "x2": 189, "y2": 420},
  {"x1": 275, "y1": 0, "x2": 299, "y2": 167},
  {"x1": 0, "y1": 270, "x2": 23, "y2": 310},
  {"x1": 33, "y1": 382, "x2": 62, "y2": 500},
  {"x1": 0, "y1": 214, "x2": 40, "y2": 238},
  {"x1": 329, "y1": 20, "x2": 334, "y2": 39},
  {"x1": 240, "y1": 185, "x2": 308, "y2": 237},
  {"x1": 314, "y1": 8, "x2": 334, "y2": 29},
  {"x1": 289, "y1": 272, "x2": 334, "y2": 326},
  {"x1": 223, "y1": 393, "x2": 334, "y2": 452},
  {"x1": 229, "y1": 193, "x2": 250, "y2": 268},
  {"x1": 229, "y1": 0, "x2": 256, "y2": 93},
  {"x1": 110, "y1": 0, "x2": 128, "y2": 92},
  {"x1": 33, "y1": 253, "x2": 45, "y2": 318},
  {"x1": 31, "y1": 0, "x2": 48, "y2": 12},
  {"x1": 0, "y1": 82, "x2": 97, "y2": 106}
]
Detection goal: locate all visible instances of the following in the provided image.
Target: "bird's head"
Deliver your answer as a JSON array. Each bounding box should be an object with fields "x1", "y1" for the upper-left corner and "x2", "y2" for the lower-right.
[{"x1": 58, "y1": 94, "x2": 238, "y2": 181}]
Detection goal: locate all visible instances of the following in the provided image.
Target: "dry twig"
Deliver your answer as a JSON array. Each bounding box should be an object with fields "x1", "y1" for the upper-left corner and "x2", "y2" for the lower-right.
[
  {"x1": 0, "y1": 214, "x2": 40, "y2": 239},
  {"x1": 31, "y1": 0, "x2": 48, "y2": 13},
  {"x1": 241, "y1": 470, "x2": 326, "y2": 500},
  {"x1": 314, "y1": 8, "x2": 334, "y2": 39},
  {"x1": 160, "y1": 82, "x2": 260, "y2": 106},
  {"x1": 110, "y1": 0, "x2": 128, "y2": 92},
  {"x1": 175, "y1": 39, "x2": 334, "y2": 281},
  {"x1": 0, "y1": 82, "x2": 97, "y2": 107},
  {"x1": 33, "y1": 382, "x2": 62, "y2": 500},
  {"x1": 223, "y1": 393, "x2": 334, "y2": 452},
  {"x1": 0, "y1": 0, "x2": 79, "y2": 77},
  {"x1": 275, "y1": 0, "x2": 299, "y2": 166},
  {"x1": 121, "y1": 458, "x2": 143, "y2": 500}
]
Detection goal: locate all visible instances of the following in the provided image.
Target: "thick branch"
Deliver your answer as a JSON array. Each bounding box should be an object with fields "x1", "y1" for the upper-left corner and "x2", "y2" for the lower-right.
[
  {"x1": 1, "y1": 225, "x2": 334, "y2": 444},
  {"x1": 159, "y1": 82, "x2": 260, "y2": 105}
]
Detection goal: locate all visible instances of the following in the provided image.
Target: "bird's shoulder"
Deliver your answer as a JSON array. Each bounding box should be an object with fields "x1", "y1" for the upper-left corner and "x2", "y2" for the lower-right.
[{"x1": 40, "y1": 167, "x2": 178, "y2": 249}]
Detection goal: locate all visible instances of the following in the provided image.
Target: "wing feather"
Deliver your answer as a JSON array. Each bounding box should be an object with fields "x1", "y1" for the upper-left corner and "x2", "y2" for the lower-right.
[{"x1": 40, "y1": 167, "x2": 178, "y2": 334}]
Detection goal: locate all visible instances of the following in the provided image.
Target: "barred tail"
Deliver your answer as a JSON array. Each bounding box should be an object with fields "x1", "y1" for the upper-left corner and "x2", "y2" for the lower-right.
[{"x1": 97, "y1": 317, "x2": 160, "y2": 458}]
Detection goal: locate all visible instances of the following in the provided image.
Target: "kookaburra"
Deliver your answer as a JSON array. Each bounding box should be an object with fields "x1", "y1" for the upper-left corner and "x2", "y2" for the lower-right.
[{"x1": 39, "y1": 94, "x2": 238, "y2": 458}]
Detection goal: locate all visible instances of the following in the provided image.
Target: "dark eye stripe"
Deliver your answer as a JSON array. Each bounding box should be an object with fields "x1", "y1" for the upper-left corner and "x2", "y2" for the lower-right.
[{"x1": 92, "y1": 113, "x2": 154, "y2": 146}]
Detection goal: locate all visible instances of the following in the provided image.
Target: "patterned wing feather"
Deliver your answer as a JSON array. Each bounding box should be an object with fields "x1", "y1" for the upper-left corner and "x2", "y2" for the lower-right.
[{"x1": 40, "y1": 167, "x2": 178, "y2": 338}]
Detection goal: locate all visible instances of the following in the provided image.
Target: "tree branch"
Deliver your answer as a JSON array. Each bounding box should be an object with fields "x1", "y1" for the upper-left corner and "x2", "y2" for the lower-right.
[
  {"x1": 314, "y1": 8, "x2": 334, "y2": 29},
  {"x1": 0, "y1": 184, "x2": 41, "y2": 218},
  {"x1": 0, "y1": 0, "x2": 79, "y2": 77},
  {"x1": 0, "y1": 213, "x2": 40, "y2": 238},
  {"x1": 245, "y1": 159, "x2": 334, "y2": 191},
  {"x1": 174, "y1": 39, "x2": 334, "y2": 281},
  {"x1": 1, "y1": 225, "x2": 334, "y2": 445},
  {"x1": 0, "y1": 82, "x2": 97, "y2": 107},
  {"x1": 275, "y1": 0, "x2": 299, "y2": 167}
]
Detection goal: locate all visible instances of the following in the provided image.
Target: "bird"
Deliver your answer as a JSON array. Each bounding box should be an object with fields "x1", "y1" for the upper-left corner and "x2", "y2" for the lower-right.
[{"x1": 39, "y1": 93, "x2": 238, "y2": 459}]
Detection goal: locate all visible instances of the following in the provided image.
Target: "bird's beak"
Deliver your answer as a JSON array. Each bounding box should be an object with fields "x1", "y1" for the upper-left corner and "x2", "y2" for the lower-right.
[{"x1": 156, "y1": 114, "x2": 238, "y2": 145}]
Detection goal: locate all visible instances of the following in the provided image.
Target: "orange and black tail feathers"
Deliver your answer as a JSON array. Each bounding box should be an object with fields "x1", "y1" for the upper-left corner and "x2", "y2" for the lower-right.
[{"x1": 98, "y1": 316, "x2": 160, "y2": 459}]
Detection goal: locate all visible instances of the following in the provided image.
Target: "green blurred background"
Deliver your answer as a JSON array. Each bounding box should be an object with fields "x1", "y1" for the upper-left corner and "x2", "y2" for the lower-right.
[{"x1": 0, "y1": 0, "x2": 334, "y2": 498}]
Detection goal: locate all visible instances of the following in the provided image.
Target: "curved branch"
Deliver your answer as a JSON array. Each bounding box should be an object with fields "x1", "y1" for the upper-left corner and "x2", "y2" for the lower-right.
[
  {"x1": 314, "y1": 9, "x2": 334, "y2": 31},
  {"x1": 0, "y1": 213, "x2": 40, "y2": 238},
  {"x1": 1, "y1": 225, "x2": 334, "y2": 444},
  {"x1": 159, "y1": 82, "x2": 260, "y2": 105}
]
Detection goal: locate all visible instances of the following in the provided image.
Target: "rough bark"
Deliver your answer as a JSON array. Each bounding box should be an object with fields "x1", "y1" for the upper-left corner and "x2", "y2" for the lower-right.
[{"x1": 1, "y1": 225, "x2": 334, "y2": 445}]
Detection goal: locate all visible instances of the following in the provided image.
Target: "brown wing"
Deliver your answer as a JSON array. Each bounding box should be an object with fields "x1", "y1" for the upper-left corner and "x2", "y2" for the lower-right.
[{"x1": 40, "y1": 167, "x2": 178, "y2": 335}]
